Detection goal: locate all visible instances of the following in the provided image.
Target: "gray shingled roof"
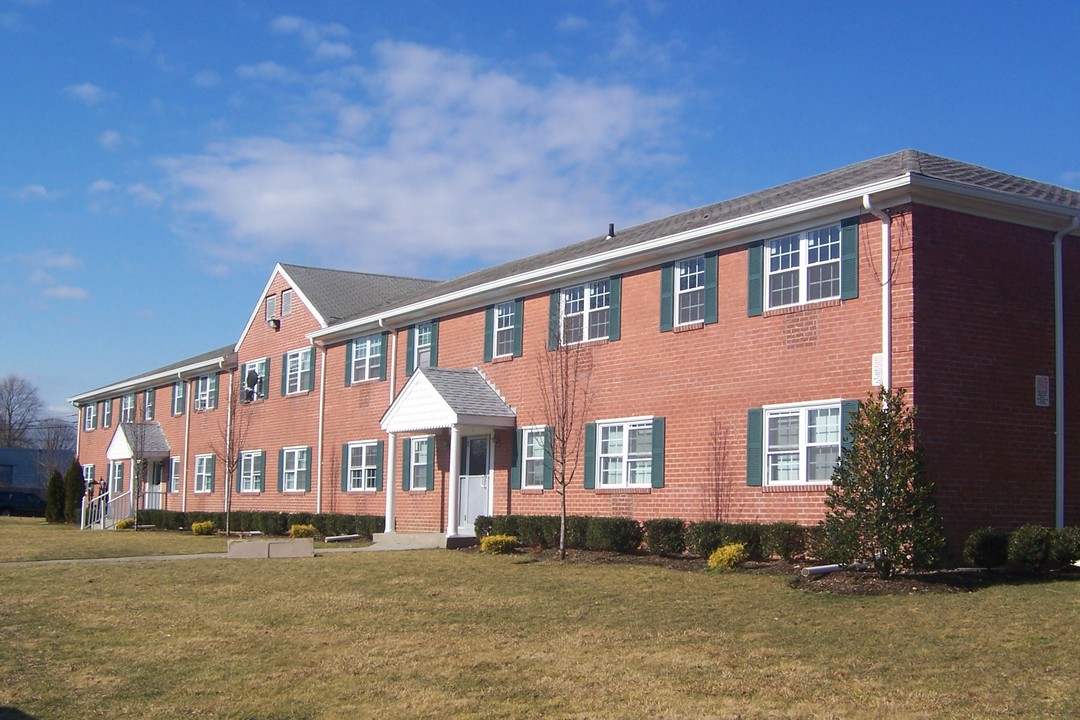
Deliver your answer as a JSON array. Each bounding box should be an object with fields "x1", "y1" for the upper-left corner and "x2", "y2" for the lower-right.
[
  {"x1": 367, "y1": 149, "x2": 1080, "y2": 309},
  {"x1": 281, "y1": 264, "x2": 440, "y2": 325},
  {"x1": 119, "y1": 422, "x2": 171, "y2": 454},
  {"x1": 419, "y1": 368, "x2": 515, "y2": 419},
  {"x1": 77, "y1": 344, "x2": 235, "y2": 399}
]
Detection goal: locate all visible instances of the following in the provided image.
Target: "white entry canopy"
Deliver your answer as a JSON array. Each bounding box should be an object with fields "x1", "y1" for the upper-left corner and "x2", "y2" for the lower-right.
[
  {"x1": 106, "y1": 422, "x2": 171, "y2": 462},
  {"x1": 381, "y1": 367, "x2": 516, "y2": 433}
]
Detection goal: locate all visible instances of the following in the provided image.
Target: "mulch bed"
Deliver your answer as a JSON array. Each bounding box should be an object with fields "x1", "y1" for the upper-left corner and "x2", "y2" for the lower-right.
[{"x1": 466, "y1": 545, "x2": 1080, "y2": 595}]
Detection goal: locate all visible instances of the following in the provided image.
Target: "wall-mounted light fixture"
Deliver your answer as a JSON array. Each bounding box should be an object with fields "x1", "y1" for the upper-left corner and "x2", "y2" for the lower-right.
[{"x1": 267, "y1": 318, "x2": 281, "y2": 331}]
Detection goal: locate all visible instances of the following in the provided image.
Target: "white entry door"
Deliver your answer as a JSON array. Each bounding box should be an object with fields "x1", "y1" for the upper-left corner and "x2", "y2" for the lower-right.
[
  {"x1": 458, "y1": 436, "x2": 491, "y2": 536},
  {"x1": 144, "y1": 461, "x2": 164, "y2": 510}
]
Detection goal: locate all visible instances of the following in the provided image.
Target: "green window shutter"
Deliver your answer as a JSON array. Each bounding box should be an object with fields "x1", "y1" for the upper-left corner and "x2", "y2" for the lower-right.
[
  {"x1": 841, "y1": 399, "x2": 861, "y2": 452},
  {"x1": 747, "y1": 241, "x2": 764, "y2": 317},
  {"x1": 341, "y1": 444, "x2": 350, "y2": 491},
  {"x1": 704, "y1": 251, "x2": 719, "y2": 325},
  {"x1": 548, "y1": 290, "x2": 560, "y2": 350},
  {"x1": 236, "y1": 453, "x2": 243, "y2": 494},
  {"x1": 425, "y1": 438, "x2": 435, "y2": 491},
  {"x1": 542, "y1": 426, "x2": 554, "y2": 490},
  {"x1": 344, "y1": 340, "x2": 354, "y2": 387},
  {"x1": 510, "y1": 429, "x2": 522, "y2": 490},
  {"x1": 483, "y1": 305, "x2": 494, "y2": 363},
  {"x1": 375, "y1": 440, "x2": 385, "y2": 492},
  {"x1": 277, "y1": 449, "x2": 285, "y2": 493},
  {"x1": 302, "y1": 447, "x2": 312, "y2": 492},
  {"x1": 840, "y1": 216, "x2": 859, "y2": 300},
  {"x1": 256, "y1": 452, "x2": 265, "y2": 492},
  {"x1": 584, "y1": 423, "x2": 597, "y2": 489},
  {"x1": 262, "y1": 358, "x2": 271, "y2": 399},
  {"x1": 659, "y1": 262, "x2": 674, "y2": 332},
  {"x1": 405, "y1": 326, "x2": 416, "y2": 377},
  {"x1": 429, "y1": 320, "x2": 439, "y2": 368},
  {"x1": 746, "y1": 408, "x2": 763, "y2": 487},
  {"x1": 401, "y1": 438, "x2": 412, "y2": 491},
  {"x1": 209, "y1": 374, "x2": 218, "y2": 410},
  {"x1": 607, "y1": 275, "x2": 622, "y2": 341},
  {"x1": 280, "y1": 353, "x2": 289, "y2": 396},
  {"x1": 651, "y1": 417, "x2": 666, "y2": 488},
  {"x1": 512, "y1": 298, "x2": 524, "y2": 357},
  {"x1": 378, "y1": 332, "x2": 388, "y2": 381},
  {"x1": 305, "y1": 349, "x2": 315, "y2": 392},
  {"x1": 208, "y1": 455, "x2": 216, "y2": 493}
]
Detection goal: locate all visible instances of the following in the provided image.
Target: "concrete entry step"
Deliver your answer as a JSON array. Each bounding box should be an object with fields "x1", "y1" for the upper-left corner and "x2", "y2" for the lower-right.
[{"x1": 367, "y1": 532, "x2": 478, "y2": 551}]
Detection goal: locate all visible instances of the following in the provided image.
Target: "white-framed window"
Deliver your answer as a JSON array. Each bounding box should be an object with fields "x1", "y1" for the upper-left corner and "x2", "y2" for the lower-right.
[
  {"x1": 676, "y1": 256, "x2": 706, "y2": 326},
  {"x1": 101, "y1": 399, "x2": 112, "y2": 428},
  {"x1": 120, "y1": 393, "x2": 136, "y2": 423},
  {"x1": 281, "y1": 289, "x2": 293, "y2": 317},
  {"x1": 597, "y1": 419, "x2": 654, "y2": 488},
  {"x1": 521, "y1": 427, "x2": 547, "y2": 489},
  {"x1": 281, "y1": 447, "x2": 308, "y2": 492},
  {"x1": 350, "y1": 335, "x2": 383, "y2": 384},
  {"x1": 493, "y1": 301, "x2": 516, "y2": 358},
  {"x1": 239, "y1": 451, "x2": 263, "y2": 493},
  {"x1": 764, "y1": 401, "x2": 842, "y2": 486},
  {"x1": 767, "y1": 223, "x2": 842, "y2": 309},
  {"x1": 346, "y1": 442, "x2": 379, "y2": 491},
  {"x1": 168, "y1": 457, "x2": 180, "y2": 493},
  {"x1": 265, "y1": 295, "x2": 277, "y2": 321},
  {"x1": 194, "y1": 375, "x2": 212, "y2": 411},
  {"x1": 194, "y1": 454, "x2": 214, "y2": 494},
  {"x1": 284, "y1": 348, "x2": 313, "y2": 395},
  {"x1": 83, "y1": 404, "x2": 97, "y2": 431},
  {"x1": 143, "y1": 389, "x2": 155, "y2": 421},
  {"x1": 172, "y1": 381, "x2": 185, "y2": 416},
  {"x1": 561, "y1": 279, "x2": 610, "y2": 345},
  {"x1": 414, "y1": 322, "x2": 433, "y2": 370},
  {"x1": 242, "y1": 358, "x2": 268, "y2": 402},
  {"x1": 410, "y1": 436, "x2": 431, "y2": 491},
  {"x1": 82, "y1": 464, "x2": 94, "y2": 487},
  {"x1": 109, "y1": 460, "x2": 124, "y2": 494}
]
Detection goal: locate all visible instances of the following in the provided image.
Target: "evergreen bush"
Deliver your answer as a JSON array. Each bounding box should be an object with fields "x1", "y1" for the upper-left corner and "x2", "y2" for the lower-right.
[
  {"x1": 63, "y1": 460, "x2": 84, "y2": 524},
  {"x1": 490, "y1": 515, "x2": 519, "y2": 537},
  {"x1": 707, "y1": 543, "x2": 748, "y2": 571},
  {"x1": 1050, "y1": 526, "x2": 1080, "y2": 568},
  {"x1": 962, "y1": 527, "x2": 1010, "y2": 569},
  {"x1": 763, "y1": 522, "x2": 806, "y2": 561},
  {"x1": 474, "y1": 516, "x2": 494, "y2": 538},
  {"x1": 584, "y1": 517, "x2": 642, "y2": 553},
  {"x1": 1008, "y1": 524, "x2": 1054, "y2": 570},
  {"x1": 191, "y1": 519, "x2": 215, "y2": 536},
  {"x1": 289, "y1": 523, "x2": 317, "y2": 538},
  {"x1": 643, "y1": 518, "x2": 686, "y2": 556},
  {"x1": 45, "y1": 470, "x2": 65, "y2": 523}
]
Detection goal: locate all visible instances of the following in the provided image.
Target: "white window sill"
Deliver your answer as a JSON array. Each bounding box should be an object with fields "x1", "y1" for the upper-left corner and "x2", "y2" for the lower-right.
[
  {"x1": 763, "y1": 298, "x2": 842, "y2": 317},
  {"x1": 762, "y1": 483, "x2": 832, "y2": 493},
  {"x1": 594, "y1": 486, "x2": 652, "y2": 493}
]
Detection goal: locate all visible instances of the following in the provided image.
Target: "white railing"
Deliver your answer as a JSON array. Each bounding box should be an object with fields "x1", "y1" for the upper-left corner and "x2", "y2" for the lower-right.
[{"x1": 80, "y1": 489, "x2": 133, "y2": 530}]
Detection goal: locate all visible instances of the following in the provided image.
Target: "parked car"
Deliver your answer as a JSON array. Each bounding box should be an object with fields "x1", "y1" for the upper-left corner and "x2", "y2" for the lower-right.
[{"x1": 0, "y1": 490, "x2": 47, "y2": 517}]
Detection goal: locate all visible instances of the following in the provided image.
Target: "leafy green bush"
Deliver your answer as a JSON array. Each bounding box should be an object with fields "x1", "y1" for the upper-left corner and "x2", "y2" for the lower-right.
[
  {"x1": 707, "y1": 543, "x2": 748, "y2": 571},
  {"x1": 474, "y1": 516, "x2": 494, "y2": 538},
  {"x1": 490, "y1": 515, "x2": 519, "y2": 537},
  {"x1": 1050, "y1": 526, "x2": 1080, "y2": 568},
  {"x1": 962, "y1": 527, "x2": 1010, "y2": 569},
  {"x1": 114, "y1": 518, "x2": 134, "y2": 530},
  {"x1": 289, "y1": 524, "x2": 317, "y2": 538},
  {"x1": 643, "y1": 518, "x2": 686, "y2": 556},
  {"x1": 480, "y1": 534, "x2": 519, "y2": 554},
  {"x1": 584, "y1": 517, "x2": 642, "y2": 553},
  {"x1": 1008, "y1": 524, "x2": 1054, "y2": 570},
  {"x1": 763, "y1": 523, "x2": 806, "y2": 561},
  {"x1": 191, "y1": 520, "x2": 215, "y2": 536}
]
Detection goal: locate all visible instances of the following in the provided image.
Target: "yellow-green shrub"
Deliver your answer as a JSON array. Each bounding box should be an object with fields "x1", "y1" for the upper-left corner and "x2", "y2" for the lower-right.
[
  {"x1": 191, "y1": 520, "x2": 215, "y2": 536},
  {"x1": 707, "y1": 542, "x2": 748, "y2": 571},
  {"x1": 289, "y1": 523, "x2": 317, "y2": 539},
  {"x1": 114, "y1": 518, "x2": 134, "y2": 530},
  {"x1": 480, "y1": 534, "x2": 519, "y2": 554}
]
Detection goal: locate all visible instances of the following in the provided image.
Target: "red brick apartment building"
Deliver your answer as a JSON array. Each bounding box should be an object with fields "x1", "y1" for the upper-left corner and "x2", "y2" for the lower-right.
[{"x1": 70, "y1": 151, "x2": 1080, "y2": 548}]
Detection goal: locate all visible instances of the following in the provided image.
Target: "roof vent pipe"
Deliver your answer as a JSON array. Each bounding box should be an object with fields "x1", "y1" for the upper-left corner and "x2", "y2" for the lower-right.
[{"x1": 607, "y1": 223, "x2": 615, "y2": 239}]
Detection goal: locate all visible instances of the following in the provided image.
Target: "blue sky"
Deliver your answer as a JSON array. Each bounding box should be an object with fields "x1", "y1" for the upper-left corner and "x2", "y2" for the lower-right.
[{"x1": 4, "y1": 0, "x2": 1080, "y2": 418}]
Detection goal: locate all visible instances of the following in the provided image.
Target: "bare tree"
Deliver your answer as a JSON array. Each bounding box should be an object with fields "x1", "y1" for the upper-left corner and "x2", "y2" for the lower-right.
[
  {"x1": 125, "y1": 421, "x2": 153, "y2": 530},
  {"x1": 0, "y1": 374, "x2": 43, "y2": 448},
  {"x1": 536, "y1": 341, "x2": 593, "y2": 560},
  {"x1": 205, "y1": 369, "x2": 258, "y2": 536},
  {"x1": 701, "y1": 413, "x2": 731, "y2": 521},
  {"x1": 36, "y1": 417, "x2": 76, "y2": 478}
]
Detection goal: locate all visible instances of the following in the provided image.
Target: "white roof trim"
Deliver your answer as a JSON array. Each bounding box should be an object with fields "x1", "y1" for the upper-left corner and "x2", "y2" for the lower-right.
[
  {"x1": 68, "y1": 354, "x2": 230, "y2": 405},
  {"x1": 234, "y1": 264, "x2": 328, "y2": 352},
  {"x1": 381, "y1": 370, "x2": 516, "y2": 433}
]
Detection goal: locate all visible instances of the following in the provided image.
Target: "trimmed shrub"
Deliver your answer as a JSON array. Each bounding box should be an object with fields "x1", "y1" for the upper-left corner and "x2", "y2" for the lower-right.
[
  {"x1": 962, "y1": 527, "x2": 1010, "y2": 569},
  {"x1": 480, "y1": 534, "x2": 519, "y2": 554},
  {"x1": 1008, "y1": 524, "x2": 1054, "y2": 570},
  {"x1": 490, "y1": 515, "x2": 519, "y2": 537},
  {"x1": 584, "y1": 517, "x2": 642, "y2": 553},
  {"x1": 1050, "y1": 526, "x2": 1080, "y2": 568},
  {"x1": 289, "y1": 524, "x2": 317, "y2": 539},
  {"x1": 643, "y1": 518, "x2": 686, "y2": 556},
  {"x1": 114, "y1": 518, "x2": 135, "y2": 530},
  {"x1": 708, "y1": 543, "x2": 748, "y2": 571},
  {"x1": 191, "y1": 520, "x2": 215, "y2": 536},
  {"x1": 763, "y1": 523, "x2": 806, "y2": 561},
  {"x1": 474, "y1": 516, "x2": 494, "y2": 538},
  {"x1": 686, "y1": 522, "x2": 764, "y2": 560},
  {"x1": 565, "y1": 516, "x2": 589, "y2": 549}
]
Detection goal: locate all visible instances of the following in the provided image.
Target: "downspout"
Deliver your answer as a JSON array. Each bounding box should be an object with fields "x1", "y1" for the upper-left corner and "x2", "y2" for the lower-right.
[
  {"x1": 381, "y1": 317, "x2": 397, "y2": 533},
  {"x1": 316, "y1": 341, "x2": 326, "y2": 515},
  {"x1": 224, "y1": 368, "x2": 233, "y2": 533},
  {"x1": 863, "y1": 195, "x2": 892, "y2": 392},
  {"x1": 1054, "y1": 216, "x2": 1079, "y2": 528},
  {"x1": 181, "y1": 375, "x2": 190, "y2": 513}
]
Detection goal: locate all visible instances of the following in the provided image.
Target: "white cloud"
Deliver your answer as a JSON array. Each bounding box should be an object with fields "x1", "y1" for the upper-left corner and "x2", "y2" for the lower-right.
[
  {"x1": 271, "y1": 15, "x2": 353, "y2": 61},
  {"x1": 64, "y1": 82, "x2": 109, "y2": 105},
  {"x1": 556, "y1": 14, "x2": 590, "y2": 32},
  {"x1": 9, "y1": 183, "x2": 61, "y2": 200},
  {"x1": 128, "y1": 183, "x2": 163, "y2": 208},
  {"x1": 236, "y1": 61, "x2": 301, "y2": 84},
  {"x1": 88, "y1": 179, "x2": 116, "y2": 193},
  {"x1": 162, "y1": 41, "x2": 681, "y2": 276},
  {"x1": 98, "y1": 130, "x2": 121, "y2": 149},
  {"x1": 192, "y1": 70, "x2": 221, "y2": 88},
  {"x1": 43, "y1": 285, "x2": 90, "y2": 300},
  {"x1": 37, "y1": 251, "x2": 79, "y2": 269}
]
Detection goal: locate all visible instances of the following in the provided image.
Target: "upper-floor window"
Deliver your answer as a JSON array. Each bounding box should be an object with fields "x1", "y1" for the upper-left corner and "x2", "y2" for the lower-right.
[
  {"x1": 283, "y1": 348, "x2": 313, "y2": 395},
  {"x1": 120, "y1": 393, "x2": 136, "y2": 423},
  {"x1": 767, "y1": 223, "x2": 841, "y2": 309},
  {"x1": 281, "y1": 289, "x2": 293, "y2": 317},
  {"x1": 562, "y1": 280, "x2": 609, "y2": 345},
  {"x1": 101, "y1": 399, "x2": 112, "y2": 428},
  {"x1": 676, "y1": 257, "x2": 706, "y2": 325},
  {"x1": 172, "y1": 381, "x2": 185, "y2": 416},
  {"x1": 493, "y1": 302, "x2": 516, "y2": 358},
  {"x1": 242, "y1": 358, "x2": 269, "y2": 402},
  {"x1": 265, "y1": 295, "x2": 277, "y2": 321},
  {"x1": 83, "y1": 404, "x2": 97, "y2": 431},
  {"x1": 350, "y1": 335, "x2": 383, "y2": 384},
  {"x1": 415, "y1": 322, "x2": 433, "y2": 370},
  {"x1": 193, "y1": 375, "x2": 216, "y2": 411},
  {"x1": 143, "y1": 389, "x2": 155, "y2": 421}
]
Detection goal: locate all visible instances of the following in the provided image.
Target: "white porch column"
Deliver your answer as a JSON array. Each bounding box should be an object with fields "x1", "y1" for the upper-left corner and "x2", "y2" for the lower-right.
[
  {"x1": 447, "y1": 425, "x2": 461, "y2": 537},
  {"x1": 384, "y1": 432, "x2": 397, "y2": 533}
]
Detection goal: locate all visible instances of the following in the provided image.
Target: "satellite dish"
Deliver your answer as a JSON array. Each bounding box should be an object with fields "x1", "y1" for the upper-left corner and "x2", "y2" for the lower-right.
[{"x1": 244, "y1": 368, "x2": 260, "y2": 402}]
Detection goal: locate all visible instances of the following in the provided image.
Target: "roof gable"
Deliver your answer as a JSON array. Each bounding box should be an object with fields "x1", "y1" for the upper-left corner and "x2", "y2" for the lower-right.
[{"x1": 381, "y1": 367, "x2": 515, "y2": 433}]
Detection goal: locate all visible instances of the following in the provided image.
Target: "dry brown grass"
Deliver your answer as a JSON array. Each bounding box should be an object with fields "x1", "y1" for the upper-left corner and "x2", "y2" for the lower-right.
[
  {"x1": 0, "y1": 517, "x2": 227, "y2": 561},
  {"x1": 1, "y1": 519, "x2": 1079, "y2": 718}
]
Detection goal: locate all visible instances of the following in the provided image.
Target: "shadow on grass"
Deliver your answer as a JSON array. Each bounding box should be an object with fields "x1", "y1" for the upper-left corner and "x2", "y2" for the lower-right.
[{"x1": 790, "y1": 564, "x2": 1080, "y2": 595}]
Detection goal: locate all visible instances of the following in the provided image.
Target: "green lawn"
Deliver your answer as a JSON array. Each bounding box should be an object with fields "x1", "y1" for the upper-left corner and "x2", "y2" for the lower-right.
[{"x1": 2, "y1": 518, "x2": 1079, "y2": 718}]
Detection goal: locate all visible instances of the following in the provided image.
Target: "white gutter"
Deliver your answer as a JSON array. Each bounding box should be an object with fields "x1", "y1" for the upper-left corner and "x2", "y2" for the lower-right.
[
  {"x1": 316, "y1": 342, "x2": 326, "y2": 515},
  {"x1": 1054, "y1": 216, "x2": 1079, "y2": 528},
  {"x1": 68, "y1": 354, "x2": 232, "y2": 405},
  {"x1": 863, "y1": 195, "x2": 892, "y2": 391}
]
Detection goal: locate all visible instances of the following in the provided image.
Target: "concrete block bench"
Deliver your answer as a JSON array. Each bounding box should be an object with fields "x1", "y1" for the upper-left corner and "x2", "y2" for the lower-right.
[{"x1": 227, "y1": 537, "x2": 314, "y2": 559}]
